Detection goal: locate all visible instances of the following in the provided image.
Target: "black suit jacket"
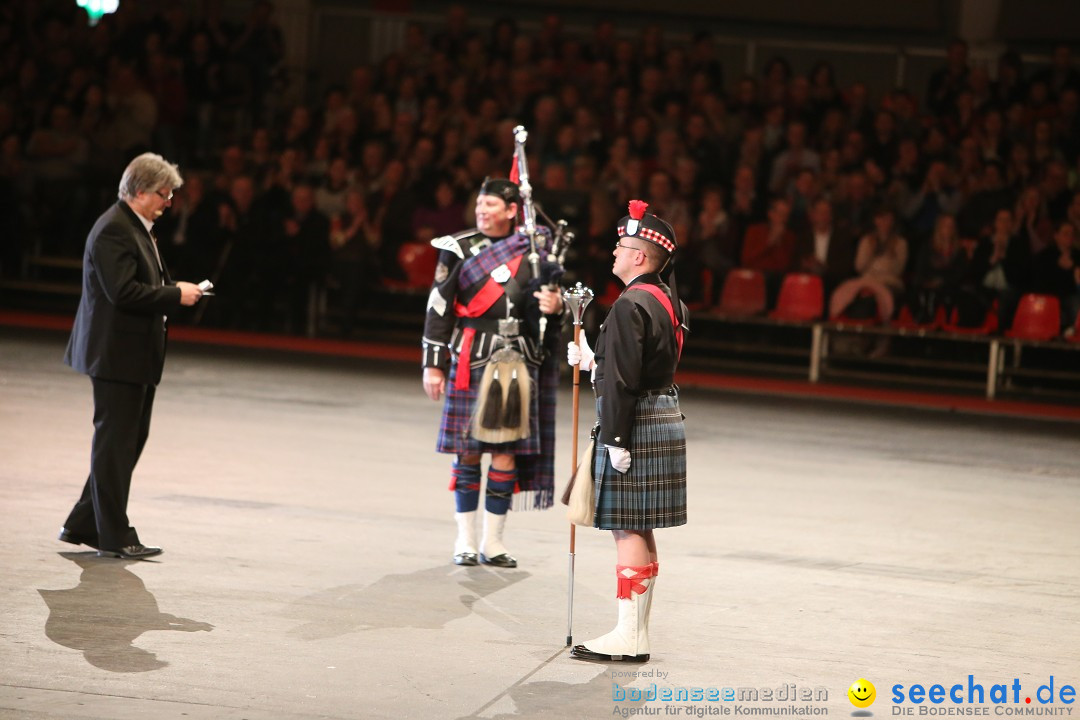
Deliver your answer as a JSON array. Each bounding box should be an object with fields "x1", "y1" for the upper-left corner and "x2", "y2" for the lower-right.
[
  {"x1": 64, "y1": 201, "x2": 182, "y2": 386},
  {"x1": 794, "y1": 225, "x2": 856, "y2": 291}
]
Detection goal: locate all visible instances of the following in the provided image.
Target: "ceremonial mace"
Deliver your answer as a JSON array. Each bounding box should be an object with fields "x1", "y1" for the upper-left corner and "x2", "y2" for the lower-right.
[{"x1": 562, "y1": 282, "x2": 594, "y2": 646}]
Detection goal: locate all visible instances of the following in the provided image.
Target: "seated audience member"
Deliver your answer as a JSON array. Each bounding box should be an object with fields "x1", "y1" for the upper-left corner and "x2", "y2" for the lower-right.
[
  {"x1": 769, "y1": 120, "x2": 821, "y2": 195},
  {"x1": 794, "y1": 198, "x2": 855, "y2": 296},
  {"x1": 741, "y1": 196, "x2": 796, "y2": 302},
  {"x1": 412, "y1": 176, "x2": 465, "y2": 240},
  {"x1": 906, "y1": 214, "x2": 964, "y2": 324},
  {"x1": 973, "y1": 208, "x2": 1029, "y2": 330},
  {"x1": 1031, "y1": 221, "x2": 1080, "y2": 331},
  {"x1": 829, "y1": 205, "x2": 908, "y2": 320},
  {"x1": 314, "y1": 156, "x2": 353, "y2": 219},
  {"x1": 688, "y1": 185, "x2": 736, "y2": 305}
]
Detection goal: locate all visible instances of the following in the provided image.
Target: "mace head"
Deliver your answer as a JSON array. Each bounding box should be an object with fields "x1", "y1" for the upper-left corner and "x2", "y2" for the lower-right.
[{"x1": 562, "y1": 282, "x2": 594, "y2": 325}]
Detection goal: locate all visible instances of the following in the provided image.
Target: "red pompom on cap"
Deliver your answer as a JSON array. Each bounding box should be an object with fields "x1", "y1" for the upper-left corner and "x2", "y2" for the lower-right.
[{"x1": 628, "y1": 199, "x2": 648, "y2": 220}]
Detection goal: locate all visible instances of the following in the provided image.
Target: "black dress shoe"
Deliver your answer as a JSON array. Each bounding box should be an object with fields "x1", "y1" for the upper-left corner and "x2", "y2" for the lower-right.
[
  {"x1": 570, "y1": 644, "x2": 649, "y2": 663},
  {"x1": 58, "y1": 528, "x2": 98, "y2": 549},
  {"x1": 453, "y1": 552, "x2": 479, "y2": 566},
  {"x1": 97, "y1": 544, "x2": 163, "y2": 559},
  {"x1": 479, "y1": 552, "x2": 517, "y2": 568}
]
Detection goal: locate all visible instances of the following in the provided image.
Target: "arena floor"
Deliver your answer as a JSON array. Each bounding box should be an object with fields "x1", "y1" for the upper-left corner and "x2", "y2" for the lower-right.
[{"x1": 0, "y1": 327, "x2": 1077, "y2": 720}]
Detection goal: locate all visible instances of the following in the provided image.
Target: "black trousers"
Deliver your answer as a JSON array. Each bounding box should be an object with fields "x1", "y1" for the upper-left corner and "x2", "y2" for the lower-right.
[{"x1": 64, "y1": 378, "x2": 156, "y2": 549}]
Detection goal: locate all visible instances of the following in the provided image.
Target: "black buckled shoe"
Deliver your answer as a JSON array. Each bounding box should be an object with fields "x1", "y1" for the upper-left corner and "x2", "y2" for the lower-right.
[
  {"x1": 58, "y1": 528, "x2": 98, "y2": 549},
  {"x1": 480, "y1": 553, "x2": 517, "y2": 568},
  {"x1": 453, "y1": 552, "x2": 479, "y2": 566},
  {"x1": 570, "y1": 644, "x2": 649, "y2": 663},
  {"x1": 97, "y1": 544, "x2": 163, "y2": 559}
]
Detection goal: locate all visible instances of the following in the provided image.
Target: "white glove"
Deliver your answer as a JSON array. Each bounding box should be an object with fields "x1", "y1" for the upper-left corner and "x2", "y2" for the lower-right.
[
  {"x1": 566, "y1": 335, "x2": 595, "y2": 371},
  {"x1": 607, "y1": 445, "x2": 631, "y2": 473}
]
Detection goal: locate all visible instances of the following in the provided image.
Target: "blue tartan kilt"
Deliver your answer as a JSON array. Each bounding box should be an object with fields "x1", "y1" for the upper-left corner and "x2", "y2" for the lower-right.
[
  {"x1": 592, "y1": 392, "x2": 687, "y2": 530},
  {"x1": 436, "y1": 354, "x2": 558, "y2": 510},
  {"x1": 436, "y1": 358, "x2": 541, "y2": 456}
]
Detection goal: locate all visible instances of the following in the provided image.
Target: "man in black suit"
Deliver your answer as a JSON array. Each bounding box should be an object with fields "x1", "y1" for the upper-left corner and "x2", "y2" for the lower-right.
[
  {"x1": 794, "y1": 198, "x2": 856, "y2": 296},
  {"x1": 60, "y1": 152, "x2": 204, "y2": 559}
]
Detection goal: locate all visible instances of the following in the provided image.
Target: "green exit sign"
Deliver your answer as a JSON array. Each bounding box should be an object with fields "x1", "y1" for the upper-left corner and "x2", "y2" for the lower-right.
[{"x1": 75, "y1": 0, "x2": 119, "y2": 26}]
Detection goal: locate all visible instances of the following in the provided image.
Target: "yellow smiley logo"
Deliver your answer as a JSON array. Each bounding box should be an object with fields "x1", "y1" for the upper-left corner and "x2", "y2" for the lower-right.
[{"x1": 848, "y1": 678, "x2": 876, "y2": 708}]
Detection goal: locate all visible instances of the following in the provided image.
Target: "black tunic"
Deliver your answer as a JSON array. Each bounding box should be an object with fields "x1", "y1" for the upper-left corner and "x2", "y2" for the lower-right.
[{"x1": 593, "y1": 273, "x2": 685, "y2": 448}]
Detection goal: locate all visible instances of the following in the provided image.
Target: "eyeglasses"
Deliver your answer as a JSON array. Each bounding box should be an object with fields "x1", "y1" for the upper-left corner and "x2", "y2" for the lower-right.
[
  {"x1": 154, "y1": 189, "x2": 174, "y2": 201},
  {"x1": 614, "y1": 241, "x2": 644, "y2": 252}
]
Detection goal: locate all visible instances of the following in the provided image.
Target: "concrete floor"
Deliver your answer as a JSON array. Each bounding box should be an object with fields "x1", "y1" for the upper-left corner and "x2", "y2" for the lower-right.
[{"x1": 0, "y1": 328, "x2": 1077, "y2": 720}]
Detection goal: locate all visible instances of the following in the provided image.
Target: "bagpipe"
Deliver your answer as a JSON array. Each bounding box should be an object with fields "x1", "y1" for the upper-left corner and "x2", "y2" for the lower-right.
[
  {"x1": 470, "y1": 125, "x2": 577, "y2": 445},
  {"x1": 511, "y1": 124, "x2": 574, "y2": 347}
]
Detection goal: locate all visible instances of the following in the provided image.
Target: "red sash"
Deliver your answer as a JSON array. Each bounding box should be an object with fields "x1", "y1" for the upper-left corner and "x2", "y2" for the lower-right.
[
  {"x1": 452, "y1": 254, "x2": 525, "y2": 390},
  {"x1": 627, "y1": 283, "x2": 684, "y2": 361}
]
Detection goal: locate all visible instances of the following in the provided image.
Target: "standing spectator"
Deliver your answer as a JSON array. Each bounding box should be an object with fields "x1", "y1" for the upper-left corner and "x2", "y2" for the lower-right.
[
  {"x1": 276, "y1": 184, "x2": 330, "y2": 334},
  {"x1": 329, "y1": 188, "x2": 379, "y2": 337},
  {"x1": 210, "y1": 174, "x2": 267, "y2": 329},
  {"x1": 368, "y1": 159, "x2": 416, "y2": 281}
]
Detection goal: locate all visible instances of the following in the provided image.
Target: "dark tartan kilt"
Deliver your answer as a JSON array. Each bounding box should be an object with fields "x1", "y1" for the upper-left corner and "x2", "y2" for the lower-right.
[
  {"x1": 436, "y1": 354, "x2": 558, "y2": 510},
  {"x1": 592, "y1": 393, "x2": 687, "y2": 530},
  {"x1": 436, "y1": 358, "x2": 541, "y2": 455}
]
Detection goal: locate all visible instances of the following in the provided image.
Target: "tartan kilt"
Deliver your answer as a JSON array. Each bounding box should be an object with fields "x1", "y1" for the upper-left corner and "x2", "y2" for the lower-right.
[
  {"x1": 436, "y1": 354, "x2": 557, "y2": 510},
  {"x1": 592, "y1": 392, "x2": 687, "y2": 530}
]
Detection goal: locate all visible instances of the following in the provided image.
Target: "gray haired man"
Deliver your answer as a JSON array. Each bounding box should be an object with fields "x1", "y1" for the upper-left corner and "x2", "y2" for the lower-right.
[{"x1": 60, "y1": 153, "x2": 204, "y2": 559}]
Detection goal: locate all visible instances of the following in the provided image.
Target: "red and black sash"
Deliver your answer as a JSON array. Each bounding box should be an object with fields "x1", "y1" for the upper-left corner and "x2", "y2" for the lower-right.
[
  {"x1": 452, "y1": 254, "x2": 525, "y2": 389},
  {"x1": 627, "y1": 283, "x2": 684, "y2": 362}
]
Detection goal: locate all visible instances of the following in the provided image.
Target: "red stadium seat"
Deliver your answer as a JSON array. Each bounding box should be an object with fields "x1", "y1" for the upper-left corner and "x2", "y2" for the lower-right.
[
  {"x1": 893, "y1": 303, "x2": 946, "y2": 330},
  {"x1": 597, "y1": 280, "x2": 622, "y2": 307},
  {"x1": 942, "y1": 302, "x2": 998, "y2": 335},
  {"x1": 716, "y1": 268, "x2": 766, "y2": 317},
  {"x1": 770, "y1": 273, "x2": 824, "y2": 322},
  {"x1": 686, "y1": 268, "x2": 715, "y2": 312},
  {"x1": 1069, "y1": 307, "x2": 1080, "y2": 343},
  {"x1": 1006, "y1": 294, "x2": 1061, "y2": 341},
  {"x1": 396, "y1": 242, "x2": 438, "y2": 290}
]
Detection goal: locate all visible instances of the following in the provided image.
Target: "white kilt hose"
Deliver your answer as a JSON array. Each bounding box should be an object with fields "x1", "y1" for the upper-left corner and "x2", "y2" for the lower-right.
[{"x1": 592, "y1": 391, "x2": 687, "y2": 531}]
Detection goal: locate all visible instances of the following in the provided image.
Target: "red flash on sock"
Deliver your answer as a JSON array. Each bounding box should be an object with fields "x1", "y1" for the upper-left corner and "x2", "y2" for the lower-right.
[{"x1": 615, "y1": 564, "x2": 654, "y2": 599}]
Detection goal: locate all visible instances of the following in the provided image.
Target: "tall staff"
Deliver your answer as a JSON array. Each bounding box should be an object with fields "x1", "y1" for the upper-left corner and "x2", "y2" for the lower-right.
[{"x1": 561, "y1": 282, "x2": 593, "y2": 646}]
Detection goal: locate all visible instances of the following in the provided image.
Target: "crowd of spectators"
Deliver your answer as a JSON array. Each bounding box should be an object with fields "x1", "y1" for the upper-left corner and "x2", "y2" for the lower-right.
[{"x1": 2, "y1": 1, "x2": 1079, "y2": 336}]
